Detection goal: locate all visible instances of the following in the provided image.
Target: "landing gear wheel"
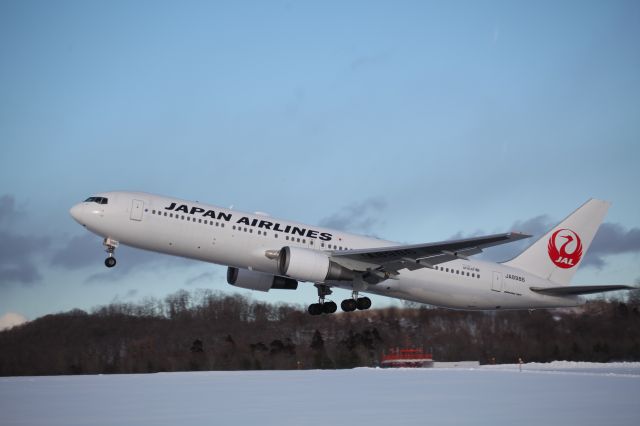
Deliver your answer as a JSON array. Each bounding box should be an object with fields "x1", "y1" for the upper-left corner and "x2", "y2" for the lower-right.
[
  {"x1": 308, "y1": 303, "x2": 323, "y2": 316},
  {"x1": 103, "y1": 237, "x2": 119, "y2": 268},
  {"x1": 322, "y1": 301, "x2": 337, "y2": 314},
  {"x1": 308, "y1": 284, "x2": 335, "y2": 316},
  {"x1": 356, "y1": 297, "x2": 372, "y2": 310},
  {"x1": 341, "y1": 299, "x2": 357, "y2": 312}
]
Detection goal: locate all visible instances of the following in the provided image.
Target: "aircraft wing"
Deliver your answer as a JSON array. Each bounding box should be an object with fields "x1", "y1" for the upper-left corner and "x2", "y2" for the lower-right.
[
  {"x1": 530, "y1": 285, "x2": 638, "y2": 296},
  {"x1": 330, "y1": 232, "x2": 530, "y2": 277}
]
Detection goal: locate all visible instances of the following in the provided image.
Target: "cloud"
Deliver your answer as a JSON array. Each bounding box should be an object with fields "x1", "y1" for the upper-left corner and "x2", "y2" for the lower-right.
[
  {"x1": 50, "y1": 234, "x2": 104, "y2": 270},
  {"x1": 0, "y1": 195, "x2": 50, "y2": 286},
  {"x1": 50, "y1": 231, "x2": 197, "y2": 284},
  {"x1": 109, "y1": 289, "x2": 139, "y2": 304},
  {"x1": 0, "y1": 312, "x2": 28, "y2": 331},
  {"x1": 185, "y1": 271, "x2": 220, "y2": 286},
  {"x1": 0, "y1": 195, "x2": 21, "y2": 224},
  {"x1": 466, "y1": 215, "x2": 640, "y2": 268},
  {"x1": 83, "y1": 246, "x2": 196, "y2": 284},
  {"x1": 319, "y1": 197, "x2": 387, "y2": 235},
  {"x1": 124, "y1": 289, "x2": 138, "y2": 299},
  {"x1": 583, "y1": 223, "x2": 640, "y2": 268},
  {"x1": 350, "y1": 52, "x2": 390, "y2": 71},
  {"x1": 509, "y1": 215, "x2": 554, "y2": 236},
  {"x1": 492, "y1": 27, "x2": 500, "y2": 44},
  {"x1": 459, "y1": 215, "x2": 554, "y2": 263}
]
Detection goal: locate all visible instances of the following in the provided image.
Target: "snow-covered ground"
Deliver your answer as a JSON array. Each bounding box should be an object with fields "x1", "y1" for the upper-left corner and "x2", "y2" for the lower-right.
[{"x1": 1, "y1": 363, "x2": 639, "y2": 426}]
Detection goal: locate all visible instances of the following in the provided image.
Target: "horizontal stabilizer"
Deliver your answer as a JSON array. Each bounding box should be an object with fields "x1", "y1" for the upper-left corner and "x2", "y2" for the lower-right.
[{"x1": 530, "y1": 285, "x2": 637, "y2": 296}]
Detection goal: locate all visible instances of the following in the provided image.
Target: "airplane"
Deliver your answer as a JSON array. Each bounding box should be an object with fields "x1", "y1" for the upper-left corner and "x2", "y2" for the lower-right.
[{"x1": 69, "y1": 192, "x2": 635, "y2": 315}]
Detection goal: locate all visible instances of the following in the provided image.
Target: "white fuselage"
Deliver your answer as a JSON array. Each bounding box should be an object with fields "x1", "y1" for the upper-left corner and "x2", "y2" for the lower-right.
[{"x1": 70, "y1": 191, "x2": 582, "y2": 310}]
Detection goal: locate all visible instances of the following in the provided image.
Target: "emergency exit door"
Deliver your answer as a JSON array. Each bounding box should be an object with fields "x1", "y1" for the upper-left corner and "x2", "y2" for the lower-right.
[{"x1": 492, "y1": 271, "x2": 503, "y2": 292}]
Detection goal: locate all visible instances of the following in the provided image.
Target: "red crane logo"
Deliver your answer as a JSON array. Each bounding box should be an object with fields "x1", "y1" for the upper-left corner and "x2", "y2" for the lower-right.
[{"x1": 547, "y1": 228, "x2": 583, "y2": 269}]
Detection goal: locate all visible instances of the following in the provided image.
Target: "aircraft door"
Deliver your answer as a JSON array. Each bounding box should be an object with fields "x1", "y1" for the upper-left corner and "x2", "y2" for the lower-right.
[
  {"x1": 130, "y1": 199, "x2": 144, "y2": 221},
  {"x1": 491, "y1": 271, "x2": 503, "y2": 292}
]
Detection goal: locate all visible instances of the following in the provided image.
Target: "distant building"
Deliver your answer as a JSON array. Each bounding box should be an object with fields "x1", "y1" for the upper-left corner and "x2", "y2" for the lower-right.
[{"x1": 381, "y1": 348, "x2": 433, "y2": 368}]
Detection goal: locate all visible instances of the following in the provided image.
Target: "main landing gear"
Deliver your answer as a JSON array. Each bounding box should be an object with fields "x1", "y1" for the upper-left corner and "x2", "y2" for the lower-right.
[
  {"x1": 341, "y1": 291, "x2": 372, "y2": 312},
  {"x1": 103, "y1": 237, "x2": 119, "y2": 268},
  {"x1": 308, "y1": 284, "x2": 337, "y2": 316},
  {"x1": 308, "y1": 286, "x2": 372, "y2": 316}
]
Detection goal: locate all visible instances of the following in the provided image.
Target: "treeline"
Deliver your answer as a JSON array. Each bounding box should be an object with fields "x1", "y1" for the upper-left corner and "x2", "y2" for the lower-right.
[{"x1": 1, "y1": 289, "x2": 639, "y2": 376}]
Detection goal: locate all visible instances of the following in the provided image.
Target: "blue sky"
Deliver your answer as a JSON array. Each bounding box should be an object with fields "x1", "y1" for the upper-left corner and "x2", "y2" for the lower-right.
[{"x1": 1, "y1": 0, "x2": 639, "y2": 322}]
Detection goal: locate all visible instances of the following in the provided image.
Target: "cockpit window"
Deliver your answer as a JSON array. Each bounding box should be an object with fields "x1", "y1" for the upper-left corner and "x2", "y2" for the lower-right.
[{"x1": 84, "y1": 196, "x2": 108, "y2": 204}]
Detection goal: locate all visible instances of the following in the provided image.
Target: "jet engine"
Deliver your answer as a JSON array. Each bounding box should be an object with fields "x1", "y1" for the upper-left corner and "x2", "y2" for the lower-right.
[
  {"x1": 227, "y1": 267, "x2": 298, "y2": 292},
  {"x1": 278, "y1": 246, "x2": 354, "y2": 282}
]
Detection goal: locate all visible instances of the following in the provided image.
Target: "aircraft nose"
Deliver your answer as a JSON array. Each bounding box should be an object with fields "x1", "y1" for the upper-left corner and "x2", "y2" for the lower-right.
[{"x1": 69, "y1": 203, "x2": 85, "y2": 225}]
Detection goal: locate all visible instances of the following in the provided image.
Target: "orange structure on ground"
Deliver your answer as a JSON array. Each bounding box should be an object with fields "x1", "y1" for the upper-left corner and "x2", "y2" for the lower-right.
[{"x1": 381, "y1": 348, "x2": 433, "y2": 368}]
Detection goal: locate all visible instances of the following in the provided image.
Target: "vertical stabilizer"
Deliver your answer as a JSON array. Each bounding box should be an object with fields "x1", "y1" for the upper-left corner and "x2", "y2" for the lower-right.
[{"x1": 503, "y1": 199, "x2": 609, "y2": 285}]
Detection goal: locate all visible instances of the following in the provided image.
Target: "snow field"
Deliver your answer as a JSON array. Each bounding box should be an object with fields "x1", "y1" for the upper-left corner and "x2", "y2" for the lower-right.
[{"x1": 1, "y1": 363, "x2": 639, "y2": 426}]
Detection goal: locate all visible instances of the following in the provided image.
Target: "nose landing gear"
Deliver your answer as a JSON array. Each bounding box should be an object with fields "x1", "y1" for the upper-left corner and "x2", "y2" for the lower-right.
[{"x1": 103, "y1": 237, "x2": 119, "y2": 268}]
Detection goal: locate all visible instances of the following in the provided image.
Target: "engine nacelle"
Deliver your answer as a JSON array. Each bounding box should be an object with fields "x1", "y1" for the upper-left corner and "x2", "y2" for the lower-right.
[
  {"x1": 227, "y1": 267, "x2": 298, "y2": 292},
  {"x1": 278, "y1": 246, "x2": 354, "y2": 282}
]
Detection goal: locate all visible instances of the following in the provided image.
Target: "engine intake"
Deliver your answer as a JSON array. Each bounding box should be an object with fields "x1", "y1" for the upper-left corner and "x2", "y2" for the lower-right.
[
  {"x1": 278, "y1": 246, "x2": 354, "y2": 282},
  {"x1": 227, "y1": 267, "x2": 298, "y2": 292}
]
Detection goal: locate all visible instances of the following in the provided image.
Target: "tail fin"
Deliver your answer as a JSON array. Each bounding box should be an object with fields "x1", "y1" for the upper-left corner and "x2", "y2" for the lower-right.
[{"x1": 503, "y1": 199, "x2": 610, "y2": 285}]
